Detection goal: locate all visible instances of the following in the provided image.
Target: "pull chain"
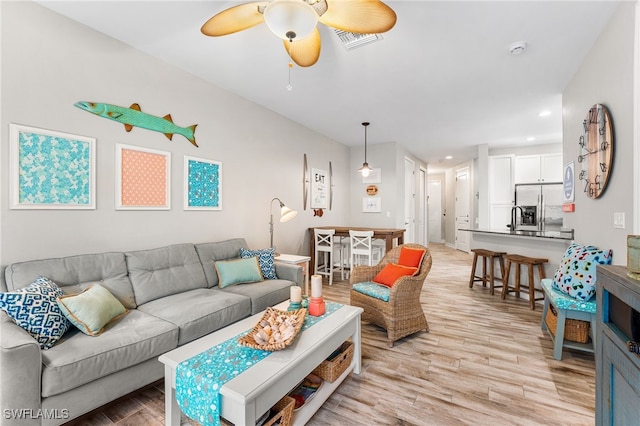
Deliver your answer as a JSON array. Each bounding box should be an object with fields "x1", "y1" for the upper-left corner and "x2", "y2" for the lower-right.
[{"x1": 287, "y1": 60, "x2": 293, "y2": 91}]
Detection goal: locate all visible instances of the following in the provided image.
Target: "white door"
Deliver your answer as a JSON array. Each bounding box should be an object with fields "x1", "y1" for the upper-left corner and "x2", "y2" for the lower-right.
[
  {"x1": 418, "y1": 167, "x2": 427, "y2": 246},
  {"x1": 404, "y1": 157, "x2": 416, "y2": 243},
  {"x1": 427, "y1": 180, "x2": 442, "y2": 243},
  {"x1": 455, "y1": 167, "x2": 471, "y2": 252}
]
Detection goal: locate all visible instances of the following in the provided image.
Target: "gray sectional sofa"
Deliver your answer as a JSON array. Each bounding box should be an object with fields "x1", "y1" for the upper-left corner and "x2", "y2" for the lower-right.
[{"x1": 0, "y1": 238, "x2": 302, "y2": 425}]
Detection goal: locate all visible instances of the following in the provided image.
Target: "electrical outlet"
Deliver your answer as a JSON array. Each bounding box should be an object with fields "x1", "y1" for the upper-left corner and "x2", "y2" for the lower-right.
[{"x1": 614, "y1": 212, "x2": 625, "y2": 229}]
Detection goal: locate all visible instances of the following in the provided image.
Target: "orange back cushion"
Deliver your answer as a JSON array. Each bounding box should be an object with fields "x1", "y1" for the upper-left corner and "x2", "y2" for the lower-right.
[
  {"x1": 398, "y1": 247, "x2": 426, "y2": 269},
  {"x1": 372, "y1": 263, "x2": 418, "y2": 288}
]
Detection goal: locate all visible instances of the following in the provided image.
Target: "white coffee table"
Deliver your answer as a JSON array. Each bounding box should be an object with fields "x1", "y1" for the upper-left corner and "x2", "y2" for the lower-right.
[{"x1": 159, "y1": 302, "x2": 363, "y2": 426}]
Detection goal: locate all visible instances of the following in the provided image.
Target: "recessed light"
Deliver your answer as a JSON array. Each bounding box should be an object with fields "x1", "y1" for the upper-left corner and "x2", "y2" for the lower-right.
[
  {"x1": 526, "y1": 137, "x2": 536, "y2": 142},
  {"x1": 508, "y1": 41, "x2": 527, "y2": 55},
  {"x1": 445, "y1": 155, "x2": 453, "y2": 160},
  {"x1": 538, "y1": 111, "x2": 551, "y2": 117}
]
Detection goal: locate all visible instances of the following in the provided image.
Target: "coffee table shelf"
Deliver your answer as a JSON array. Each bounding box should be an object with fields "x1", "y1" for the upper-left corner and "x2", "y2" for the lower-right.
[{"x1": 159, "y1": 302, "x2": 362, "y2": 426}]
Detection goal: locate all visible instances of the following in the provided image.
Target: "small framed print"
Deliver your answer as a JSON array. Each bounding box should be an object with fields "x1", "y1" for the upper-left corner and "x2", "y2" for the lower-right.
[
  {"x1": 362, "y1": 196, "x2": 381, "y2": 213},
  {"x1": 184, "y1": 155, "x2": 222, "y2": 210},
  {"x1": 9, "y1": 123, "x2": 96, "y2": 209},
  {"x1": 116, "y1": 143, "x2": 171, "y2": 210},
  {"x1": 310, "y1": 168, "x2": 329, "y2": 209}
]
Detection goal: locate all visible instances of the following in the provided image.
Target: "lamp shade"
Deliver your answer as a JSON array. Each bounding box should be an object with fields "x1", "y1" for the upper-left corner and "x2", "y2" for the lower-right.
[
  {"x1": 264, "y1": 0, "x2": 318, "y2": 41},
  {"x1": 280, "y1": 205, "x2": 298, "y2": 222},
  {"x1": 358, "y1": 162, "x2": 372, "y2": 177}
]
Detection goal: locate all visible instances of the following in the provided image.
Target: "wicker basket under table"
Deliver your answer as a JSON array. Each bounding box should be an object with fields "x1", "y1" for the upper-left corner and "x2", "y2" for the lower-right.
[
  {"x1": 312, "y1": 341, "x2": 354, "y2": 382},
  {"x1": 545, "y1": 305, "x2": 590, "y2": 343},
  {"x1": 221, "y1": 395, "x2": 295, "y2": 426}
]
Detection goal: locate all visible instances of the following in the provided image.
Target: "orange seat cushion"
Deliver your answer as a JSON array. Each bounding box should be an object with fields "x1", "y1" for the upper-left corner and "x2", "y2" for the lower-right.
[
  {"x1": 373, "y1": 263, "x2": 418, "y2": 287},
  {"x1": 398, "y1": 247, "x2": 426, "y2": 269}
]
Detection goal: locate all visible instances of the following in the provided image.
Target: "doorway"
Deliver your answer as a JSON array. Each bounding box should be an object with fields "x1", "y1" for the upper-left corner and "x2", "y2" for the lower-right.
[
  {"x1": 428, "y1": 179, "x2": 443, "y2": 243},
  {"x1": 404, "y1": 157, "x2": 415, "y2": 243},
  {"x1": 418, "y1": 167, "x2": 428, "y2": 246},
  {"x1": 455, "y1": 166, "x2": 471, "y2": 253}
]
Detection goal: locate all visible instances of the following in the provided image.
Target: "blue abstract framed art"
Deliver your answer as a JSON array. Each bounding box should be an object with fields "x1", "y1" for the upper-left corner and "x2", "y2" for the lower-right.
[
  {"x1": 184, "y1": 155, "x2": 222, "y2": 210},
  {"x1": 9, "y1": 123, "x2": 96, "y2": 209}
]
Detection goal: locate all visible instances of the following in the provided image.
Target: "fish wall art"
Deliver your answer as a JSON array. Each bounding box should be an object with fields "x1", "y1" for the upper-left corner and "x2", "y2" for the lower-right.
[{"x1": 74, "y1": 101, "x2": 198, "y2": 147}]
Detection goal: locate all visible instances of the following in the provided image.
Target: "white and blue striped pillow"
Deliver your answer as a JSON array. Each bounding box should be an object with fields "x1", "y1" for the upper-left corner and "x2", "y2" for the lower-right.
[{"x1": 0, "y1": 276, "x2": 70, "y2": 349}]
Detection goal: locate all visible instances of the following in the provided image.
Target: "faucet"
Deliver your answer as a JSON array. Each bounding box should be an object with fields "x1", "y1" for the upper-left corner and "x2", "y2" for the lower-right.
[{"x1": 509, "y1": 205, "x2": 523, "y2": 232}]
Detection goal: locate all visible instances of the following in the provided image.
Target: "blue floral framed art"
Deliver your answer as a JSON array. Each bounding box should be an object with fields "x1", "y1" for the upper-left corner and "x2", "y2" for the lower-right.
[
  {"x1": 184, "y1": 155, "x2": 222, "y2": 210},
  {"x1": 9, "y1": 123, "x2": 96, "y2": 209}
]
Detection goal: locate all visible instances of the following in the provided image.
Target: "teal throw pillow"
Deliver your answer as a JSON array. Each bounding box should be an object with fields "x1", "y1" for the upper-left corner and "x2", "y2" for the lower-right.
[
  {"x1": 0, "y1": 276, "x2": 70, "y2": 349},
  {"x1": 240, "y1": 247, "x2": 278, "y2": 280},
  {"x1": 215, "y1": 257, "x2": 264, "y2": 288},
  {"x1": 552, "y1": 242, "x2": 612, "y2": 301},
  {"x1": 57, "y1": 284, "x2": 128, "y2": 336}
]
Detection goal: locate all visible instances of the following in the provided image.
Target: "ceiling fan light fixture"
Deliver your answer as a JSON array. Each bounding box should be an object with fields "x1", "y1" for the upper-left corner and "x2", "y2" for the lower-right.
[{"x1": 264, "y1": 0, "x2": 318, "y2": 41}]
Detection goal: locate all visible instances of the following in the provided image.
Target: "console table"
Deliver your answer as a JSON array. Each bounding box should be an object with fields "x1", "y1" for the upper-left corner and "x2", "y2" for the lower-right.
[{"x1": 596, "y1": 265, "x2": 640, "y2": 425}]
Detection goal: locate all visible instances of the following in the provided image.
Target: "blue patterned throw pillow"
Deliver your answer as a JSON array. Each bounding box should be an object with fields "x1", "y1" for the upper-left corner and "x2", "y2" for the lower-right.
[
  {"x1": 552, "y1": 242, "x2": 612, "y2": 302},
  {"x1": 0, "y1": 276, "x2": 71, "y2": 349},
  {"x1": 240, "y1": 247, "x2": 278, "y2": 280}
]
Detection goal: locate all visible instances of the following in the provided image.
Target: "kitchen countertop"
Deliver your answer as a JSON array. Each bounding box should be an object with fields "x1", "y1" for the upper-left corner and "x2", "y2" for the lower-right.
[{"x1": 463, "y1": 228, "x2": 574, "y2": 241}]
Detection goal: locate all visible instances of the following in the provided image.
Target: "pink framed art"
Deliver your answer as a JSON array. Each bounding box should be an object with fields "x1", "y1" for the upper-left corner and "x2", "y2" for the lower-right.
[{"x1": 115, "y1": 143, "x2": 171, "y2": 210}]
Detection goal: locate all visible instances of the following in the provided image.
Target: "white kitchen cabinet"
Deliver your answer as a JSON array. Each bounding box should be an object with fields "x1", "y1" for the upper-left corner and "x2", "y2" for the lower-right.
[
  {"x1": 514, "y1": 153, "x2": 562, "y2": 183},
  {"x1": 488, "y1": 155, "x2": 514, "y2": 230}
]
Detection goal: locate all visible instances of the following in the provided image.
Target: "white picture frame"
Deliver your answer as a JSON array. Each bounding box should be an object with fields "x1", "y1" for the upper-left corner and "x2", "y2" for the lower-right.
[
  {"x1": 184, "y1": 155, "x2": 222, "y2": 210},
  {"x1": 362, "y1": 196, "x2": 382, "y2": 213},
  {"x1": 9, "y1": 123, "x2": 96, "y2": 210},
  {"x1": 310, "y1": 168, "x2": 329, "y2": 209},
  {"x1": 362, "y1": 168, "x2": 381, "y2": 184},
  {"x1": 115, "y1": 143, "x2": 171, "y2": 210}
]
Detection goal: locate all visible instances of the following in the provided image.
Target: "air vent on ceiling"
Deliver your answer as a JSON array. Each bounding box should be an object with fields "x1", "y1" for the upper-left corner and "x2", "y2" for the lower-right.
[{"x1": 334, "y1": 30, "x2": 383, "y2": 50}]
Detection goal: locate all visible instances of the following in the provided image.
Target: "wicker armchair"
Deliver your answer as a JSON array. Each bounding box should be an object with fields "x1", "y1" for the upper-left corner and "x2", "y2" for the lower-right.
[{"x1": 349, "y1": 244, "x2": 432, "y2": 347}]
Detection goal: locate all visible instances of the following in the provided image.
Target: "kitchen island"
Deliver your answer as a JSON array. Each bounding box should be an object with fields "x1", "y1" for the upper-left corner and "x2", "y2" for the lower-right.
[{"x1": 465, "y1": 228, "x2": 574, "y2": 281}]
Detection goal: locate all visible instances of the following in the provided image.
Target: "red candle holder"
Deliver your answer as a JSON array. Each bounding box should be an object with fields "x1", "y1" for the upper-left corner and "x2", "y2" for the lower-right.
[{"x1": 308, "y1": 296, "x2": 326, "y2": 316}]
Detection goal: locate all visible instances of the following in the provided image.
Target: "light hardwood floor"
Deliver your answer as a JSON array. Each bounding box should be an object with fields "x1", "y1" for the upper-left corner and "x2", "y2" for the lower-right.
[{"x1": 66, "y1": 244, "x2": 595, "y2": 426}]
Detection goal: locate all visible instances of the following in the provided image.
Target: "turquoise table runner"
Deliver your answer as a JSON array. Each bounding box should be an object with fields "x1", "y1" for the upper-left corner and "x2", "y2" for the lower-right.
[{"x1": 176, "y1": 302, "x2": 343, "y2": 426}]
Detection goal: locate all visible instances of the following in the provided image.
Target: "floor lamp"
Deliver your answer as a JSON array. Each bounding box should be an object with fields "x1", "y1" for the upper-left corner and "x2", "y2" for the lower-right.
[{"x1": 270, "y1": 197, "x2": 298, "y2": 248}]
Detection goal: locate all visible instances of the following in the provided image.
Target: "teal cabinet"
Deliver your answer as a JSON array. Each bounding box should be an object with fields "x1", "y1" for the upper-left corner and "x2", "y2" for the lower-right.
[{"x1": 596, "y1": 265, "x2": 640, "y2": 425}]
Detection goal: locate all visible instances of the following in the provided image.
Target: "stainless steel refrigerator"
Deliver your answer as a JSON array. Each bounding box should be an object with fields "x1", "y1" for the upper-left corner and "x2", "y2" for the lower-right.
[{"x1": 514, "y1": 183, "x2": 563, "y2": 231}]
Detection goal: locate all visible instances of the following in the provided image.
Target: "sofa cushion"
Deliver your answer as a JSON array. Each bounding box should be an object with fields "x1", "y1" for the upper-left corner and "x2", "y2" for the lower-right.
[
  {"x1": 137, "y1": 288, "x2": 251, "y2": 345},
  {"x1": 195, "y1": 238, "x2": 249, "y2": 287},
  {"x1": 216, "y1": 257, "x2": 263, "y2": 288},
  {"x1": 220, "y1": 279, "x2": 293, "y2": 314},
  {"x1": 126, "y1": 243, "x2": 208, "y2": 305},
  {"x1": 3, "y1": 252, "x2": 136, "y2": 309},
  {"x1": 240, "y1": 247, "x2": 278, "y2": 279},
  {"x1": 373, "y1": 263, "x2": 418, "y2": 287},
  {"x1": 0, "y1": 276, "x2": 70, "y2": 349},
  {"x1": 40, "y1": 309, "x2": 178, "y2": 397},
  {"x1": 57, "y1": 284, "x2": 128, "y2": 336}
]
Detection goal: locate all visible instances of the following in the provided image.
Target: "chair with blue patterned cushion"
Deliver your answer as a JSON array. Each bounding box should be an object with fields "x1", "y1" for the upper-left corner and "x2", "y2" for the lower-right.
[{"x1": 349, "y1": 244, "x2": 432, "y2": 347}]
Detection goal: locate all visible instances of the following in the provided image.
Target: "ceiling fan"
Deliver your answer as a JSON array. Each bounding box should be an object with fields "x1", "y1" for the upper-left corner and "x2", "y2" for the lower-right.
[{"x1": 201, "y1": 0, "x2": 397, "y2": 67}]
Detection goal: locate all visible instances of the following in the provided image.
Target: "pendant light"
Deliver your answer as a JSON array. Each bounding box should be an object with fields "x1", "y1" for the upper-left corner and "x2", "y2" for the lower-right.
[{"x1": 358, "y1": 122, "x2": 372, "y2": 177}]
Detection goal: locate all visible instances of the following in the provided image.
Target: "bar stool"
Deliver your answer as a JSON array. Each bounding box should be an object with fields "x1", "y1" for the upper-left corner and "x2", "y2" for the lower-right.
[
  {"x1": 501, "y1": 254, "x2": 548, "y2": 310},
  {"x1": 468, "y1": 248, "x2": 506, "y2": 296}
]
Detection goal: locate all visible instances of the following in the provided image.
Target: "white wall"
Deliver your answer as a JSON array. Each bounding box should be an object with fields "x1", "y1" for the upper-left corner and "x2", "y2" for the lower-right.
[
  {"x1": 349, "y1": 141, "x2": 427, "y2": 235},
  {"x1": 0, "y1": 1, "x2": 350, "y2": 268},
  {"x1": 562, "y1": 1, "x2": 636, "y2": 264}
]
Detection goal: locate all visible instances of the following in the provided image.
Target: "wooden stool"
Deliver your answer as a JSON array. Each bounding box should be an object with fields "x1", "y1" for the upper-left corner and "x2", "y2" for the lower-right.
[
  {"x1": 501, "y1": 254, "x2": 548, "y2": 309},
  {"x1": 469, "y1": 249, "x2": 506, "y2": 296}
]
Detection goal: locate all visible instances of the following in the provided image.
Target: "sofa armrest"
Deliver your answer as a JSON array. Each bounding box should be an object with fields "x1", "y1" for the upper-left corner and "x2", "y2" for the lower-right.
[
  {"x1": 0, "y1": 311, "x2": 42, "y2": 424},
  {"x1": 274, "y1": 262, "x2": 303, "y2": 287}
]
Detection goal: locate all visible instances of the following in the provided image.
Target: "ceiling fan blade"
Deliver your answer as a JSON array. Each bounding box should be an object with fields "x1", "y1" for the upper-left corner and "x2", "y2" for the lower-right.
[
  {"x1": 284, "y1": 27, "x2": 321, "y2": 67},
  {"x1": 201, "y1": 2, "x2": 267, "y2": 36},
  {"x1": 319, "y1": 0, "x2": 397, "y2": 34}
]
